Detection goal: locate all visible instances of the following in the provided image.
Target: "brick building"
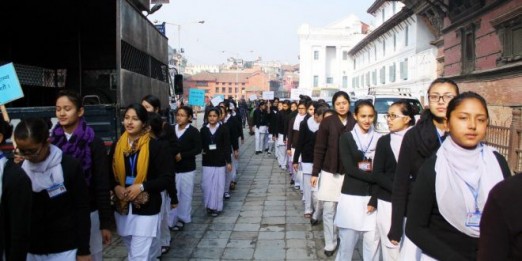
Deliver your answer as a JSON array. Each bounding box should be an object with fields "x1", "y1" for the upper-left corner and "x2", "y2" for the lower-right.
[{"x1": 402, "y1": 0, "x2": 522, "y2": 125}]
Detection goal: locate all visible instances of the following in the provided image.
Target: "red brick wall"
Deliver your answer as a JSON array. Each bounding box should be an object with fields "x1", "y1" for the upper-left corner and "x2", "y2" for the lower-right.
[{"x1": 457, "y1": 74, "x2": 522, "y2": 107}]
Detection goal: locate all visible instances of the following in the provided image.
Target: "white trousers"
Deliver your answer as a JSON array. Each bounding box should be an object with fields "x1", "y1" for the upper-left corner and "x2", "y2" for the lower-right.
[
  {"x1": 336, "y1": 227, "x2": 380, "y2": 261},
  {"x1": 90, "y1": 211, "x2": 103, "y2": 261},
  {"x1": 255, "y1": 126, "x2": 268, "y2": 152},
  {"x1": 275, "y1": 135, "x2": 287, "y2": 167},
  {"x1": 399, "y1": 218, "x2": 422, "y2": 261},
  {"x1": 290, "y1": 148, "x2": 302, "y2": 187},
  {"x1": 122, "y1": 235, "x2": 154, "y2": 261},
  {"x1": 168, "y1": 170, "x2": 195, "y2": 224},
  {"x1": 322, "y1": 201, "x2": 338, "y2": 251},
  {"x1": 377, "y1": 200, "x2": 400, "y2": 261},
  {"x1": 303, "y1": 173, "x2": 313, "y2": 214},
  {"x1": 225, "y1": 153, "x2": 238, "y2": 193},
  {"x1": 27, "y1": 249, "x2": 77, "y2": 261},
  {"x1": 151, "y1": 191, "x2": 170, "y2": 258}
]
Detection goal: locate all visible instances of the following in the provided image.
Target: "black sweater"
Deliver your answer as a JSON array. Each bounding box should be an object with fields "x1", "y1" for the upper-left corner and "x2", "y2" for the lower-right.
[
  {"x1": 200, "y1": 124, "x2": 232, "y2": 167},
  {"x1": 339, "y1": 132, "x2": 377, "y2": 199},
  {"x1": 0, "y1": 160, "x2": 32, "y2": 261},
  {"x1": 233, "y1": 112, "x2": 244, "y2": 140},
  {"x1": 293, "y1": 116, "x2": 315, "y2": 164},
  {"x1": 109, "y1": 139, "x2": 173, "y2": 215},
  {"x1": 253, "y1": 109, "x2": 269, "y2": 128},
  {"x1": 172, "y1": 125, "x2": 202, "y2": 173},
  {"x1": 389, "y1": 113, "x2": 443, "y2": 241},
  {"x1": 478, "y1": 172, "x2": 522, "y2": 261},
  {"x1": 29, "y1": 155, "x2": 91, "y2": 256},
  {"x1": 405, "y1": 152, "x2": 511, "y2": 261},
  {"x1": 371, "y1": 134, "x2": 396, "y2": 202},
  {"x1": 276, "y1": 109, "x2": 290, "y2": 136},
  {"x1": 224, "y1": 116, "x2": 240, "y2": 151}
]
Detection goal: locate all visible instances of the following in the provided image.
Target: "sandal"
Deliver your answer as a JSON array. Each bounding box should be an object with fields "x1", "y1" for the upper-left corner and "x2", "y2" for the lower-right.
[
  {"x1": 304, "y1": 213, "x2": 312, "y2": 219},
  {"x1": 169, "y1": 221, "x2": 185, "y2": 231}
]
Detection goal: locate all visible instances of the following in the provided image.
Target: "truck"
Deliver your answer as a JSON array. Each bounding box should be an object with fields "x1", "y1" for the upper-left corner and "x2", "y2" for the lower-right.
[{"x1": 0, "y1": 0, "x2": 172, "y2": 147}]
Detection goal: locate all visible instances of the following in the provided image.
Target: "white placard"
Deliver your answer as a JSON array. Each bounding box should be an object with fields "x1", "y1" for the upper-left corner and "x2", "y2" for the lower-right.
[
  {"x1": 249, "y1": 94, "x2": 258, "y2": 101},
  {"x1": 211, "y1": 96, "x2": 224, "y2": 106},
  {"x1": 290, "y1": 88, "x2": 312, "y2": 101},
  {"x1": 262, "y1": 91, "x2": 274, "y2": 100}
]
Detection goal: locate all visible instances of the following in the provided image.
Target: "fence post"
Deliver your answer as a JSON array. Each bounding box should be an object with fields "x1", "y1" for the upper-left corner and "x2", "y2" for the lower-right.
[{"x1": 508, "y1": 108, "x2": 521, "y2": 174}]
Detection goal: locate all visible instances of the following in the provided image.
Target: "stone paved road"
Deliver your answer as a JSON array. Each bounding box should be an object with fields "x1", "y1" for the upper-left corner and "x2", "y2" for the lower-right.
[{"x1": 103, "y1": 118, "x2": 362, "y2": 260}]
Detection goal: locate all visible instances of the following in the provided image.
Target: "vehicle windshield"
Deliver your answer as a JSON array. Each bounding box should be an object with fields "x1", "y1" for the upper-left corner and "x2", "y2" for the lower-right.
[{"x1": 374, "y1": 98, "x2": 423, "y2": 115}]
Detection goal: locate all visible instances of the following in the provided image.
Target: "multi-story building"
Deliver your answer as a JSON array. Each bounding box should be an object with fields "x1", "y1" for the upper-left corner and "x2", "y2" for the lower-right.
[
  {"x1": 298, "y1": 15, "x2": 368, "y2": 99},
  {"x1": 184, "y1": 65, "x2": 220, "y2": 75},
  {"x1": 349, "y1": 0, "x2": 438, "y2": 103},
  {"x1": 401, "y1": 0, "x2": 522, "y2": 125}
]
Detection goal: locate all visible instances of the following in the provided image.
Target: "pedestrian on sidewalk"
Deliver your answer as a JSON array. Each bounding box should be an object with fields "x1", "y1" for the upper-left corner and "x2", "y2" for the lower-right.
[
  {"x1": 15, "y1": 117, "x2": 91, "y2": 261},
  {"x1": 389, "y1": 78, "x2": 460, "y2": 260},
  {"x1": 405, "y1": 92, "x2": 511, "y2": 260},
  {"x1": 200, "y1": 108, "x2": 232, "y2": 217},
  {"x1": 220, "y1": 106, "x2": 240, "y2": 200},
  {"x1": 371, "y1": 100, "x2": 416, "y2": 261},
  {"x1": 293, "y1": 102, "x2": 326, "y2": 219},
  {"x1": 287, "y1": 101, "x2": 307, "y2": 190},
  {"x1": 141, "y1": 95, "x2": 178, "y2": 257},
  {"x1": 253, "y1": 102, "x2": 269, "y2": 155},
  {"x1": 311, "y1": 91, "x2": 356, "y2": 257},
  {"x1": 169, "y1": 106, "x2": 201, "y2": 230},
  {"x1": 275, "y1": 101, "x2": 290, "y2": 169},
  {"x1": 336, "y1": 100, "x2": 382, "y2": 261},
  {"x1": 0, "y1": 116, "x2": 32, "y2": 261},
  {"x1": 110, "y1": 104, "x2": 172, "y2": 261},
  {"x1": 51, "y1": 90, "x2": 112, "y2": 260}
]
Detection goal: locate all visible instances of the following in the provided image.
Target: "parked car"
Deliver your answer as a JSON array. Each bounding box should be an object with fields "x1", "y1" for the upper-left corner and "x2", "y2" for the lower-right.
[{"x1": 356, "y1": 94, "x2": 423, "y2": 133}]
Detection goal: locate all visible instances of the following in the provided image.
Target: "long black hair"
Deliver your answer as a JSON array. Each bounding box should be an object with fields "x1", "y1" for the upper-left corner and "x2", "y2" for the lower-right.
[
  {"x1": 141, "y1": 95, "x2": 162, "y2": 112},
  {"x1": 14, "y1": 117, "x2": 49, "y2": 144},
  {"x1": 391, "y1": 100, "x2": 416, "y2": 126},
  {"x1": 0, "y1": 119, "x2": 13, "y2": 145},
  {"x1": 124, "y1": 103, "x2": 149, "y2": 125},
  {"x1": 446, "y1": 91, "x2": 489, "y2": 120}
]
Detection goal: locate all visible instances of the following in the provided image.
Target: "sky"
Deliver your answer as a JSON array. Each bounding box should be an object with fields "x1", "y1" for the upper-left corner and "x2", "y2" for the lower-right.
[{"x1": 148, "y1": 0, "x2": 375, "y2": 66}]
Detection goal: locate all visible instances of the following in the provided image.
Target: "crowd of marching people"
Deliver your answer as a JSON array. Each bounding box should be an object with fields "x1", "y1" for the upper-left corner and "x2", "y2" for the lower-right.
[{"x1": 1, "y1": 77, "x2": 521, "y2": 261}]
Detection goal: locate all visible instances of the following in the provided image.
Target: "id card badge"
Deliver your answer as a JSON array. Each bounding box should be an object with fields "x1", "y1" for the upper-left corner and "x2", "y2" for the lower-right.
[
  {"x1": 358, "y1": 160, "x2": 372, "y2": 172},
  {"x1": 465, "y1": 210, "x2": 482, "y2": 227},
  {"x1": 125, "y1": 176, "x2": 136, "y2": 186},
  {"x1": 209, "y1": 144, "x2": 217, "y2": 150},
  {"x1": 47, "y1": 183, "x2": 67, "y2": 198}
]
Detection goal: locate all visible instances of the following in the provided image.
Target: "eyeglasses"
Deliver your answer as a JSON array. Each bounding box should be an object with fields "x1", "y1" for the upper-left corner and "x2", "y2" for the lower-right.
[
  {"x1": 428, "y1": 94, "x2": 455, "y2": 103},
  {"x1": 14, "y1": 144, "x2": 43, "y2": 158},
  {"x1": 384, "y1": 114, "x2": 407, "y2": 120}
]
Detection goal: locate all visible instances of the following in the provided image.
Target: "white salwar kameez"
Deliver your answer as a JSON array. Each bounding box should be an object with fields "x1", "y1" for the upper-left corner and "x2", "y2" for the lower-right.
[
  {"x1": 89, "y1": 211, "x2": 103, "y2": 261},
  {"x1": 376, "y1": 199, "x2": 400, "y2": 261},
  {"x1": 168, "y1": 170, "x2": 196, "y2": 225},
  {"x1": 115, "y1": 204, "x2": 159, "y2": 261},
  {"x1": 301, "y1": 162, "x2": 313, "y2": 215},
  {"x1": 27, "y1": 250, "x2": 77, "y2": 261},
  {"x1": 201, "y1": 166, "x2": 226, "y2": 211},
  {"x1": 317, "y1": 170, "x2": 345, "y2": 252}
]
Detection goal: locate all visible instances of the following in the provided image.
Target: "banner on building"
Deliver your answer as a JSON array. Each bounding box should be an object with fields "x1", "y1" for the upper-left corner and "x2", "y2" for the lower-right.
[
  {"x1": 188, "y1": 88, "x2": 205, "y2": 106},
  {"x1": 0, "y1": 63, "x2": 24, "y2": 105},
  {"x1": 290, "y1": 88, "x2": 312, "y2": 101},
  {"x1": 262, "y1": 91, "x2": 274, "y2": 100}
]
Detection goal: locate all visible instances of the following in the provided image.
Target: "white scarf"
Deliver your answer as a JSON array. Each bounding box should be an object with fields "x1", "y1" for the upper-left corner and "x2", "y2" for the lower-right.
[
  {"x1": 351, "y1": 125, "x2": 381, "y2": 160},
  {"x1": 224, "y1": 114, "x2": 231, "y2": 123},
  {"x1": 0, "y1": 152, "x2": 6, "y2": 202},
  {"x1": 390, "y1": 126, "x2": 412, "y2": 162},
  {"x1": 175, "y1": 124, "x2": 188, "y2": 138},
  {"x1": 435, "y1": 136, "x2": 504, "y2": 238},
  {"x1": 307, "y1": 117, "x2": 320, "y2": 133},
  {"x1": 22, "y1": 144, "x2": 64, "y2": 192},
  {"x1": 293, "y1": 114, "x2": 306, "y2": 131}
]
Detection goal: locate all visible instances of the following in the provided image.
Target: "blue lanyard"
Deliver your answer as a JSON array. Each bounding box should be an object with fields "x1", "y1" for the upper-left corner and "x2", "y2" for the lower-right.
[
  {"x1": 354, "y1": 128, "x2": 374, "y2": 157},
  {"x1": 436, "y1": 130, "x2": 443, "y2": 145},
  {"x1": 465, "y1": 181, "x2": 480, "y2": 212},
  {"x1": 0, "y1": 153, "x2": 4, "y2": 160},
  {"x1": 129, "y1": 154, "x2": 138, "y2": 177}
]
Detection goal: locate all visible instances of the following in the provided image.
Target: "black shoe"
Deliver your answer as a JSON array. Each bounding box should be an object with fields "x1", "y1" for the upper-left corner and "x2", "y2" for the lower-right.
[
  {"x1": 310, "y1": 218, "x2": 319, "y2": 226},
  {"x1": 324, "y1": 250, "x2": 335, "y2": 257},
  {"x1": 290, "y1": 180, "x2": 295, "y2": 185},
  {"x1": 255, "y1": 151, "x2": 261, "y2": 155}
]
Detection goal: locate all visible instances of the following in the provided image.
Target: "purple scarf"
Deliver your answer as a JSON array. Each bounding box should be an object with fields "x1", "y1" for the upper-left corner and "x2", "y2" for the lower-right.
[{"x1": 51, "y1": 117, "x2": 95, "y2": 185}]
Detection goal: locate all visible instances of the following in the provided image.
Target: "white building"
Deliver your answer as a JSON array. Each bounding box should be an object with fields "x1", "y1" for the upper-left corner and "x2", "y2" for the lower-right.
[
  {"x1": 349, "y1": 0, "x2": 438, "y2": 104},
  {"x1": 184, "y1": 64, "x2": 220, "y2": 75},
  {"x1": 298, "y1": 15, "x2": 368, "y2": 99}
]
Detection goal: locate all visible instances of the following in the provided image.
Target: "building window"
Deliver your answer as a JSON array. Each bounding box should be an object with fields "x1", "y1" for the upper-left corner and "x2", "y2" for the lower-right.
[
  {"x1": 366, "y1": 72, "x2": 370, "y2": 87},
  {"x1": 392, "y1": 1, "x2": 397, "y2": 14},
  {"x1": 374, "y1": 46, "x2": 377, "y2": 61},
  {"x1": 382, "y1": 9, "x2": 386, "y2": 23},
  {"x1": 494, "y1": 13, "x2": 522, "y2": 64},
  {"x1": 400, "y1": 58, "x2": 409, "y2": 80},
  {"x1": 342, "y1": 76, "x2": 348, "y2": 88},
  {"x1": 352, "y1": 77, "x2": 356, "y2": 89},
  {"x1": 227, "y1": 87, "x2": 231, "y2": 93},
  {"x1": 326, "y1": 77, "x2": 333, "y2": 84},
  {"x1": 353, "y1": 59, "x2": 357, "y2": 70},
  {"x1": 393, "y1": 33, "x2": 397, "y2": 52},
  {"x1": 313, "y1": 75, "x2": 319, "y2": 87},
  {"x1": 461, "y1": 24, "x2": 476, "y2": 74},
  {"x1": 382, "y1": 40, "x2": 386, "y2": 57},
  {"x1": 405, "y1": 25, "x2": 409, "y2": 47},
  {"x1": 389, "y1": 63, "x2": 396, "y2": 82},
  {"x1": 380, "y1": 66, "x2": 386, "y2": 84},
  {"x1": 235, "y1": 87, "x2": 238, "y2": 93},
  {"x1": 342, "y1": 51, "x2": 349, "y2": 60},
  {"x1": 360, "y1": 75, "x2": 364, "y2": 87},
  {"x1": 372, "y1": 70, "x2": 377, "y2": 85},
  {"x1": 221, "y1": 87, "x2": 225, "y2": 93},
  {"x1": 215, "y1": 87, "x2": 219, "y2": 93},
  {"x1": 314, "y1": 50, "x2": 319, "y2": 60}
]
